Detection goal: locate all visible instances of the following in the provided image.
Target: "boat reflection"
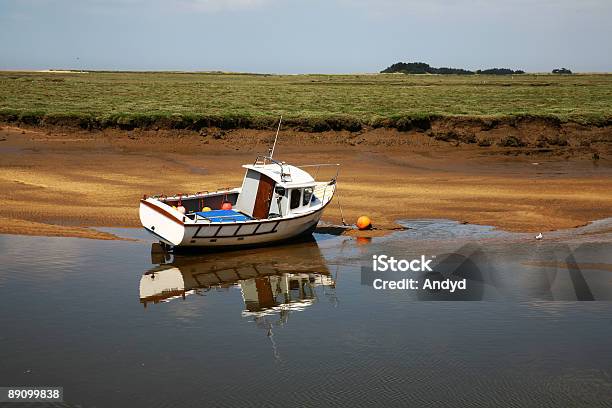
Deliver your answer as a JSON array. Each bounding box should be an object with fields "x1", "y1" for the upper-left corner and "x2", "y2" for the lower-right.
[{"x1": 140, "y1": 238, "x2": 338, "y2": 320}]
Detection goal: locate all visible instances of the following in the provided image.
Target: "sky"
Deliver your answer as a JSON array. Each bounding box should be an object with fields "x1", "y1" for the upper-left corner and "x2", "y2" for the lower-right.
[{"x1": 1, "y1": 0, "x2": 611, "y2": 73}]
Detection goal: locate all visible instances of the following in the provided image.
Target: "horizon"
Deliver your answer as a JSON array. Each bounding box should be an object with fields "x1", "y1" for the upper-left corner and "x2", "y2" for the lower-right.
[
  {"x1": 2, "y1": 67, "x2": 611, "y2": 75},
  {"x1": 1, "y1": 0, "x2": 611, "y2": 73}
]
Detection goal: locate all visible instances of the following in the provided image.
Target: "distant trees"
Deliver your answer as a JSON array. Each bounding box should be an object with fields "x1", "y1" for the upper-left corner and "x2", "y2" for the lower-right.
[
  {"x1": 476, "y1": 68, "x2": 525, "y2": 75},
  {"x1": 381, "y1": 62, "x2": 525, "y2": 75},
  {"x1": 381, "y1": 62, "x2": 437, "y2": 74},
  {"x1": 552, "y1": 68, "x2": 572, "y2": 74},
  {"x1": 381, "y1": 62, "x2": 474, "y2": 75},
  {"x1": 436, "y1": 67, "x2": 475, "y2": 75},
  {"x1": 382, "y1": 62, "x2": 577, "y2": 75}
]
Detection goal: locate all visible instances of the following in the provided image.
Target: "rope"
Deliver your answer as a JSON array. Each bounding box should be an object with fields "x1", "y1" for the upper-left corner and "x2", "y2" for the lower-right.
[{"x1": 335, "y1": 185, "x2": 348, "y2": 226}]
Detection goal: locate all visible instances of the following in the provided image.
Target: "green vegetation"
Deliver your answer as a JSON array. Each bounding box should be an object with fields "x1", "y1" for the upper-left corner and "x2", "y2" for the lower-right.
[
  {"x1": 0, "y1": 71, "x2": 611, "y2": 131},
  {"x1": 553, "y1": 68, "x2": 573, "y2": 74},
  {"x1": 476, "y1": 68, "x2": 526, "y2": 75},
  {"x1": 381, "y1": 62, "x2": 475, "y2": 75},
  {"x1": 381, "y1": 62, "x2": 525, "y2": 75}
]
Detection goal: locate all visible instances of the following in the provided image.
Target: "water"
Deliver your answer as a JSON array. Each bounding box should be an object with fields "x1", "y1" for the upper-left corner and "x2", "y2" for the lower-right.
[{"x1": 0, "y1": 220, "x2": 611, "y2": 407}]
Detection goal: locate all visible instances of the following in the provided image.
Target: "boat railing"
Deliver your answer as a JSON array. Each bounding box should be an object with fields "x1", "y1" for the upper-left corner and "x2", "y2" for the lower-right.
[
  {"x1": 297, "y1": 163, "x2": 339, "y2": 205},
  {"x1": 253, "y1": 155, "x2": 292, "y2": 182},
  {"x1": 151, "y1": 188, "x2": 238, "y2": 201},
  {"x1": 313, "y1": 180, "x2": 336, "y2": 205},
  {"x1": 297, "y1": 163, "x2": 340, "y2": 182},
  {"x1": 308, "y1": 176, "x2": 337, "y2": 207}
]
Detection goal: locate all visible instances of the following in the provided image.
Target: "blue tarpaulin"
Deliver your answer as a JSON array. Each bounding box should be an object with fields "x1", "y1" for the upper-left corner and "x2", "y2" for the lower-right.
[{"x1": 195, "y1": 209, "x2": 252, "y2": 222}]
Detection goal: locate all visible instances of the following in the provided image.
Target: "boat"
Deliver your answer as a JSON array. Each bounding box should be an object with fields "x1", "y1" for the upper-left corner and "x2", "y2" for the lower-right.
[{"x1": 139, "y1": 120, "x2": 339, "y2": 249}]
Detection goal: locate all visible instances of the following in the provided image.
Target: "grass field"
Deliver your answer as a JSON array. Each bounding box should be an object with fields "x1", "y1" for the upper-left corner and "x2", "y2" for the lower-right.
[{"x1": 1, "y1": 71, "x2": 611, "y2": 131}]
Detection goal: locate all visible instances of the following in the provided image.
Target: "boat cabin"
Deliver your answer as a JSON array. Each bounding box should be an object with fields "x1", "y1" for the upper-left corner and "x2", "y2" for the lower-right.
[{"x1": 235, "y1": 159, "x2": 318, "y2": 219}]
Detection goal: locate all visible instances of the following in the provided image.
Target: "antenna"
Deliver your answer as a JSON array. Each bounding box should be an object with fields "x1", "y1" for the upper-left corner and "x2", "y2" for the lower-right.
[{"x1": 269, "y1": 115, "x2": 282, "y2": 159}]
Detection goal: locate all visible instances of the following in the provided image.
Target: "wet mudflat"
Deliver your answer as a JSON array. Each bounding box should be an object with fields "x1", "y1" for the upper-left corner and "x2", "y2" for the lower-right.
[
  {"x1": 0, "y1": 220, "x2": 611, "y2": 407},
  {"x1": 2, "y1": 125, "x2": 612, "y2": 240}
]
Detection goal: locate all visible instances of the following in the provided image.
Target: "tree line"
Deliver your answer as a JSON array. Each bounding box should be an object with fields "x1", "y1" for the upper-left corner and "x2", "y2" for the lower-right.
[{"x1": 381, "y1": 62, "x2": 572, "y2": 75}]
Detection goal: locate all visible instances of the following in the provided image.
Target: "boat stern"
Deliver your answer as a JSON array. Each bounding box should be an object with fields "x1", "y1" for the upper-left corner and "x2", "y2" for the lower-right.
[{"x1": 139, "y1": 198, "x2": 186, "y2": 246}]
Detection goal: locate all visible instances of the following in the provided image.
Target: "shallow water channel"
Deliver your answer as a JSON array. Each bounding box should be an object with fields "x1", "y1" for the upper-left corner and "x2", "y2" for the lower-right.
[{"x1": 1, "y1": 219, "x2": 611, "y2": 407}]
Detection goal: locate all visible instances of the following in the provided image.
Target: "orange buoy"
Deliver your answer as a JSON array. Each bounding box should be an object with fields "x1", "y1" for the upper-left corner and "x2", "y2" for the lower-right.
[
  {"x1": 201, "y1": 206, "x2": 212, "y2": 212},
  {"x1": 221, "y1": 202, "x2": 232, "y2": 210},
  {"x1": 356, "y1": 216, "x2": 372, "y2": 230}
]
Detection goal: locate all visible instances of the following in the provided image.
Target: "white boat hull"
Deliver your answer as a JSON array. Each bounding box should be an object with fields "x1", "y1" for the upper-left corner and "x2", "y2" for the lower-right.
[
  {"x1": 182, "y1": 211, "x2": 321, "y2": 247},
  {"x1": 139, "y1": 190, "x2": 332, "y2": 248}
]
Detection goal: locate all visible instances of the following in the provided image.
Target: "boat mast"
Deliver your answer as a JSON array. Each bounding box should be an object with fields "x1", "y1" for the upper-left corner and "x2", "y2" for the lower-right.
[{"x1": 269, "y1": 115, "x2": 282, "y2": 159}]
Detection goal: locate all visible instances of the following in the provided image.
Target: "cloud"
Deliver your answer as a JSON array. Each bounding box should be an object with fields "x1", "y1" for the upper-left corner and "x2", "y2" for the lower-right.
[
  {"x1": 7, "y1": 0, "x2": 611, "y2": 17},
  {"x1": 176, "y1": 0, "x2": 274, "y2": 12},
  {"x1": 2, "y1": 0, "x2": 277, "y2": 15},
  {"x1": 339, "y1": 0, "x2": 612, "y2": 18}
]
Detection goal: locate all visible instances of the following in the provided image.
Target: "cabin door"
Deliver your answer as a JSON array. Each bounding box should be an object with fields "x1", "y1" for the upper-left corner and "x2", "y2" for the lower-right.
[
  {"x1": 252, "y1": 174, "x2": 275, "y2": 219},
  {"x1": 254, "y1": 278, "x2": 276, "y2": 309}
]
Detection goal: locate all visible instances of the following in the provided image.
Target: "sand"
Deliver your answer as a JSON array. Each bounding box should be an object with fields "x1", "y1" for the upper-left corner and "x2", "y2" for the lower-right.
[{"x1": 0, "y1": 125, "x2": 610, "y2": 240}]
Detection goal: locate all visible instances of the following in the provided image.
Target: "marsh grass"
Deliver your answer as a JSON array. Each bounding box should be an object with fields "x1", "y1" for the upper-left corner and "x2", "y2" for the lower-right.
[{"x1": 1, "y1": 71, "x2": 611, "y2": 131}]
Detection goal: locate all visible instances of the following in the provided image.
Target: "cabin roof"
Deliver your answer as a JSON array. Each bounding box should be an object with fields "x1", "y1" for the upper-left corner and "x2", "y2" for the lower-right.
[{"x1": 242, "y1": 163, "x2": 314, "y2": 186}]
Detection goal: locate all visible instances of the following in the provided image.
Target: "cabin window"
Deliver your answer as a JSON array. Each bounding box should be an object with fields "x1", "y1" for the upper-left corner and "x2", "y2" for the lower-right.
[
  {"x1": 290, "y1": 189, "x2": 302, "y2": 209},
  {"x1": 303, "y1": 187, "x2": 313, "y2": 206},
  {"x1": 274, "y1": 186, "x2": 286, "y2": 197}
]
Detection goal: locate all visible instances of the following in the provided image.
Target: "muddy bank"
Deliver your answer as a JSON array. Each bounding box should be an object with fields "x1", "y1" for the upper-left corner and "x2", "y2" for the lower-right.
[
  {"x1": 0, "y1": 124, "x2": 611, "y2": 240},
  {"x1": 1, "y1": 115, "x2": 611, "y2": 152}
]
